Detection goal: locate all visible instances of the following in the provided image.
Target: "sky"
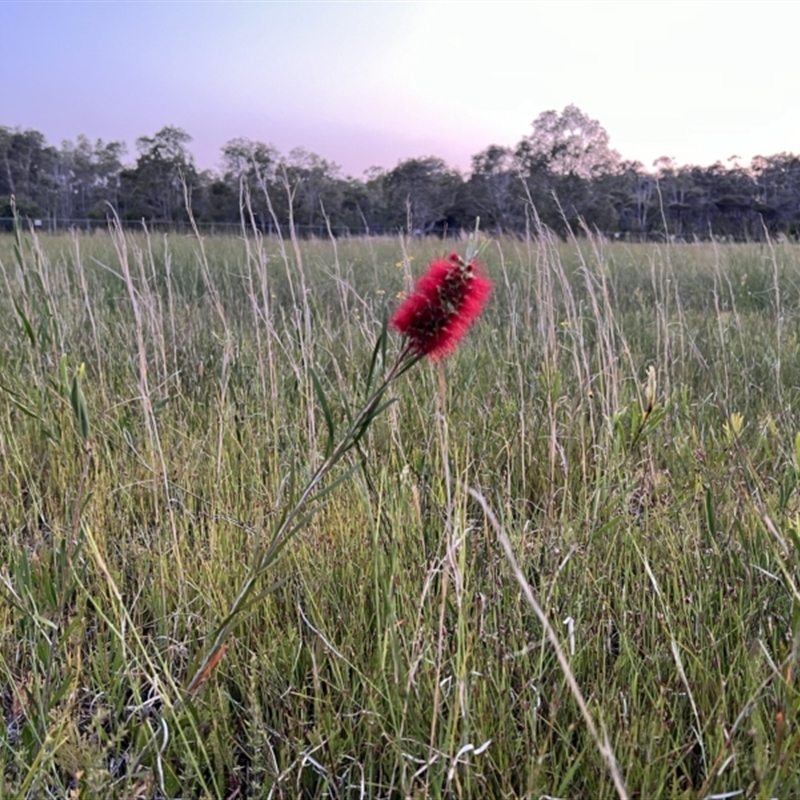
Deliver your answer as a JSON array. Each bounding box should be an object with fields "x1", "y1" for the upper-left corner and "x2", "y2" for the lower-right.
[{"x1": 3, "y1": 0, "x2": 799, "y2": 178}]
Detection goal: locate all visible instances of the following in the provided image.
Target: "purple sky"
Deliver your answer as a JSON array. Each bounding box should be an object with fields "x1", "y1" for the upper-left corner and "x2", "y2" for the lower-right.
[{"x1": 3, "y1": 1, "x2": 799, "y2": 177}]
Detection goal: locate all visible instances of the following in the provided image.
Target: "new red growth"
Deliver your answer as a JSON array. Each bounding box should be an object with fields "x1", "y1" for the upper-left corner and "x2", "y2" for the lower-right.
[{"x1": 391, "y1": 253, "x2": 492, "y2": 360}]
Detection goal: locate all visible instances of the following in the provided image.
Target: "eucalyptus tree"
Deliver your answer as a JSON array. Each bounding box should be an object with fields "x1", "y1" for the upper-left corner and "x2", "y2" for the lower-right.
[
  {"x1": 283, "y1": 147, "x2": 346, "y2": 234},
  {"x1": 515, "y1": 104, "x2": 621, "y2": 234},
  {"x1": 218, "y1": 137, "x2": 281, "y2": 230},
  {"x1": 519, "y1": 104, "x2": 621, "y2": 180},
  {"x1": 0, "y1": 125, "x2": 59, "y2": 218},
  {"x1": 119, "y1": 126, "x2": 197, "y2": 222},
  {"x1": 465, "y1": 145, "x2": 522, "y2": 232},
  {"x1": 56, "y1": 136, "x2": 126, "y2": 220},
  {"x1": 752, "y1": 153, "x2": 800, "y2": 235},
  {"x1": 381, "y1": 156, "x2": 463, "y2": 234},
  {"x1": 607, "y1": 160, "x2": 656, "y2": 236}
]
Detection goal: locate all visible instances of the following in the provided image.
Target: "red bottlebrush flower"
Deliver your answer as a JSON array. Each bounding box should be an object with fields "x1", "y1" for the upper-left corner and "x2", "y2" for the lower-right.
[{"x1": 391, "y1": 252, "x2": 492, "y2": 360}]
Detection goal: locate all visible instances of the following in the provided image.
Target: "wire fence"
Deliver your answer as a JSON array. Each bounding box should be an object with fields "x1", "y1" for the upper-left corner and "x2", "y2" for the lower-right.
[
  {"x1": 0, "y1": 216, "x2": 507, "y2": 241},
  {"x1": 3, "y1": 217, "x2": 790, "y2": 244},
  {"x1": 0, "y1": 216, "x2": 389, "y2": 237}
]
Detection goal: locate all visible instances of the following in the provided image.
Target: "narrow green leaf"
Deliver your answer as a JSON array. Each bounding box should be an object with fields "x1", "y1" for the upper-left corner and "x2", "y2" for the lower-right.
[
  {"x1": 153, "y1": 397, "x2": 170, "y2": 415},
  {"x1": 591, "y1": 515, "x2": 625, "y2": 541},
  {"x1": 786, "y1": 517, "x2": 800, "y2": 555},
  {"x1": 7, "y1": 396, "x2": 41, "y2": 420},
  {"x1": 284, "y1": 469, "x2": 359, "y2": 540},
  {"x1": 794, "y1": 431, "x2": 800, "y2": 476},
  {"x1": 261, "y1": 465, "x2": 360, "y2": 569},
  {"x1": 310, "y1": 367, "x2": 335, "y2": 459},
  {"x1": 0, "y1": 382, "x2": 24, "y2": 400},
  {"x1": 365, "y1": 313, "x2": 389, "y2": 396},
  {"x1": 70, "y1": 366, "x2": 90, "y2": 441},
  {"x1": 704, "y1": 487, "x2": 716, "y2": 540},
  {"x1": 238, "y1": 576, "x2": 291, "y2": 615},
  {"x1": 59, "y1": 353, "x2": 69, "y2": 398},
  {"x1": 351, "y1": 397, "x2": 398, "y2": 448},
  {"x1": 13, "y1": 299, "x2": 36, "y2": 348}
]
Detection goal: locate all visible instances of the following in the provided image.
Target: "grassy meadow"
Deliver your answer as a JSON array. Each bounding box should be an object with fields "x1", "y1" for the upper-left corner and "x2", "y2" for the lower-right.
[{"x1": 2, "y1": 222, "x2": 800, "y2": 799}]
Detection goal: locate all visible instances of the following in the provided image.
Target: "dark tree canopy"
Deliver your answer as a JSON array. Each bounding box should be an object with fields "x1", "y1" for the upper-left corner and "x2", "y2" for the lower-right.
[{"x1": 2, "y1": 109, "x2": 799, "y2": 240}]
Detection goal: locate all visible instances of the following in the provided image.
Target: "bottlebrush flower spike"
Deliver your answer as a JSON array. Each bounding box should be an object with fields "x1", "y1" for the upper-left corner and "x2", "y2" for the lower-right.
[{"x1": 392, "y1": 252, "x2": 492, "y2": 360}]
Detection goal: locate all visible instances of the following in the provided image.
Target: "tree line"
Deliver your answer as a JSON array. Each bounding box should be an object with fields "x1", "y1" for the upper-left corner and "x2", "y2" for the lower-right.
[{"x1": 2, "y1": 105, "x2": 799, "y2": 240}]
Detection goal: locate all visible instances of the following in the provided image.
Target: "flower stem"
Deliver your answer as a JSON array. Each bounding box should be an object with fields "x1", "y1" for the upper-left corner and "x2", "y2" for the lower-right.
[{"x1": 186, "y1": 344, "x2": 419, "y2": 692}]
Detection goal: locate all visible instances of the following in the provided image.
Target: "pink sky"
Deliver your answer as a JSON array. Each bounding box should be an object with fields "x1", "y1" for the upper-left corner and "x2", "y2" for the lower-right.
[{"x1": 3, "y1": 1, "x2": 799, "y2": 177}]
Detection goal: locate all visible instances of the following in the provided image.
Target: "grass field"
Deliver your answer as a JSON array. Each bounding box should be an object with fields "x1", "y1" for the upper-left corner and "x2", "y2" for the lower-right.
[{"x1": 2, "y1": 222, "x2": 800, "y2": 799}]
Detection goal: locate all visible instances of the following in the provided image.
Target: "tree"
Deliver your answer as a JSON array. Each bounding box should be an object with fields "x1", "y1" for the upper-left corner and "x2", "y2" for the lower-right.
[
  {"x1": 752, "y1": 153, "x2": 800, "y2": 236},
  {"x1": 120, "y1": 126, "x2": 196, "y2": 221},
  {"x1": 220, "y1": 137, "x2": 281, "y2": 229},
  {"x1": 465, "y1": 145, "x2": 521, "y2": 232},
  {"x1": 0, "y1": 126, "x2": 59, "y2": 218},
  {"x1": 517, "y1": 104, "x2": 620, "y2": 179},
  {"x1": 512, "y1": 106, "x2": 622, "y2": 235},
  {"x1": 283, "y1": 147, "x2": 345, "y2": 233},
  {"x1": 56, "y1": 136, "x2": 126, "y2": 219},
  {"x1": 608, "y1": 160, "x2": 656, "y2": 235},
  {"x1": 382, "y1": 157, "x2": 463, "y2": 234}
]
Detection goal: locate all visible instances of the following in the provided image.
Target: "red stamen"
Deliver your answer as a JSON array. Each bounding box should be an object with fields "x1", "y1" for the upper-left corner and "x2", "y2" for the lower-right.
[{"x1": 391, "y1": 253, "x2": 492, "y2": 360}]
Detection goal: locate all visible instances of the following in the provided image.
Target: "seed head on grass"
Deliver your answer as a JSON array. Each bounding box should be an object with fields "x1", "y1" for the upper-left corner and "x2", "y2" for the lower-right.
[{"x1": 391, "y1": 252, "x2": 493, "y2": 360}]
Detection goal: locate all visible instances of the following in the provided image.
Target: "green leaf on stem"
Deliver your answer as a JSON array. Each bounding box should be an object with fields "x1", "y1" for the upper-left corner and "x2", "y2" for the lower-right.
[
  {"x1": 365, "y1": 313, "x2": 389, "y2": 397},
  {"x1": 350, "y1": 398, "x2": 398, "y2": 449},
  {"x1": 310, "y1": 367, "x2": 335, "y2": 459},
  {"x1": 70, "y1": 364, "x2": 90, "y2": 442},
  {"x1": 13, "y1": 299, "x2": 36, "y2": 348}
]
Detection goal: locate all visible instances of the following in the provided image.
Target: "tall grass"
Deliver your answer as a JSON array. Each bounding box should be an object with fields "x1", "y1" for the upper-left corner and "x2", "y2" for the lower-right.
[{"x1": 1, "y1": 223, "x2": 800, "y2": 798}]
